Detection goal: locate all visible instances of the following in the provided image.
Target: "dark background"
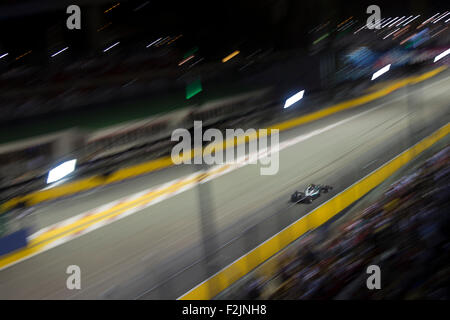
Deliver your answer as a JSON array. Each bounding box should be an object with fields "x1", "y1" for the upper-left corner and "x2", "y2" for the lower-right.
[{"x1": 0, "y1": 0, "x2": 447, "y2": 65}]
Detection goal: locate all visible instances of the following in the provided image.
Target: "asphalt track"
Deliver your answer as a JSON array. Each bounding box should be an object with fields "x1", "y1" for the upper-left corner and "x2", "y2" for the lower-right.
[{"x1": 0, "y1": 71, "x2": 449, "y2": 299}]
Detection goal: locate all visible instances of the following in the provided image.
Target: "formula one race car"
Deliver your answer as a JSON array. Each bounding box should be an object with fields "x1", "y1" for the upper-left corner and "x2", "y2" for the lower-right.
[{"x1": 290, "y1": 184, "x2": 333, "y2": 204}]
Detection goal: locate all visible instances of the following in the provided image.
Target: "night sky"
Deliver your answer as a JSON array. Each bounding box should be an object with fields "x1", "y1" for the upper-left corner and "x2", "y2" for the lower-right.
[{"x1": 0, "y1": 0, "x2": 447, "y2": 65}]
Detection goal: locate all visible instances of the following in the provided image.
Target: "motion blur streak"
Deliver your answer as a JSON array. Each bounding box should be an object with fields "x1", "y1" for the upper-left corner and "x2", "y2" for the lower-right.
[
  {"x1": 50, "y1": 47, "x2": 69, "y2": 58},
  {"x1": 47, "y1": 159, "x2": 77, "y2": 184},
  {"x1": 103, "y1": 42, "x2": 120, "y2": 53},
  {"x1": 222, "y1": 50, "x2": 240, "y2": 63},
  {"x1": 371, "y1": 64, "x2": 391, "y2": 80},
  {"x1": 434, "y1": 48, "x2": 450, "y2": 62},
  {"x1": 15, "y1": 50, "x2": 31, "y2": 61},
  {"x1": 284, "y1": 90, "x2": 305, "y2": 108}
]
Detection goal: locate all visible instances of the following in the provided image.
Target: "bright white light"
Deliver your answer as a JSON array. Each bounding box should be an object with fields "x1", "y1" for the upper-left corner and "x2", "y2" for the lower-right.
[
  {"x1": 51, "y1": 47, "x2": 69, "y2": 58},
  {"x1": 433, "y1": 12, "x2": 450, "y2": 23},
  {"x1": 146, "y1": 37, "x2": 162, "y2": 48},
  {"x1": 403, "y1": 15, "x2": 420, "y2": 26},
  {"x1": 397, "y1": 16, "x2": 412, "y2": 26},
  {"x1": 385, "y1": 17, "x2": 399, "y2": 28},
  {"x1": 434, "y1": 48, "x2": 450, "y2": 62},
  {"x1": 371, "y1": 64, "x2": 391, "y2": 81},
  {"x1": 393, "y1": 16, "x2": 406, "y2": 26},
  {"x1": 0, "y1": 53, "x2": 8, "y2": 59},
  {"x1": 387, "y1": 18, "x2": 402, "y2": 28},
  {"x1": 354, "y1": 25, "x2": 366, "y2": 34},
  {"x1": 383, "y1": 28, "x2": 400, "y2": 39},
  {"x1": 421, "y1": 13, "x2": 440, "y2": 25},
  {"x1": 103, "y1": 41, "x2": 120, "y2": 52},
  {"x1": 284, "y1": 90, "x2": 305, "y2": 108},
  {"x1": 47, "y1": 159, "x2": 77, "y2": 184},
  {"x1": 379, "y1": 17, "x2": 392, "y2": 28},
  {"x1": 372, "y1": 18, "x2": 387, "y2": 29}
]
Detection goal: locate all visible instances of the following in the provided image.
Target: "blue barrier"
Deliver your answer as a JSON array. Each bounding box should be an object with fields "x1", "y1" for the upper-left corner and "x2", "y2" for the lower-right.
[{"x1": 0, "y1": 228, "x2": 28, "y2": 256}]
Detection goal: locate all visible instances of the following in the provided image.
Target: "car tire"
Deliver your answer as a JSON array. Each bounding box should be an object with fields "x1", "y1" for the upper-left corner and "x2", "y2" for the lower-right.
[{"x1": 291, "y1": 192, "x2": 303, "y2": 203}]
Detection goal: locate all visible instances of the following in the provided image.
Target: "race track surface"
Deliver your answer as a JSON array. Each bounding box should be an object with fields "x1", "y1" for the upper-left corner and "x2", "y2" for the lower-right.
[{"x1": 1, "y1": 72, "x2": 449, "y2": 299}]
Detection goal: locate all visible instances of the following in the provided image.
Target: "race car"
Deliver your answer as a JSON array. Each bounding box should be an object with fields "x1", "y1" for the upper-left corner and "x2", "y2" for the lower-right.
[{"x1": 290, "y1": 184, "x2": 333, "y2": 204}]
